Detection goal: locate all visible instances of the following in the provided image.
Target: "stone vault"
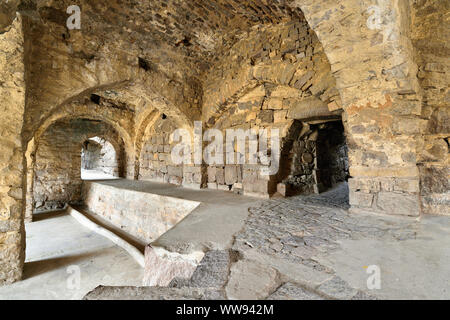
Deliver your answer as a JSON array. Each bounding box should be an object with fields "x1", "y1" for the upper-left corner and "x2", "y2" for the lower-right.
[{"x1": 0, "y1": 0, "x2": 448, "y2": 285}]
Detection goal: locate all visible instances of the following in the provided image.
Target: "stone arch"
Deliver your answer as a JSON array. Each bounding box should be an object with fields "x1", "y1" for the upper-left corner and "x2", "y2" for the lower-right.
[
  {"x1": 29, "y1": 103, "x2": 134, "y2": 159},
  {"x1": 81, "y1": 135, "x2": 125, "y2": 179},
  {"x1": 288, "y1": 0, "x2": 424, "y2": 216},
  {"x1": 204, "y1": 2, "x2": 424, "y2": 215},
  {"x1": 24, "y1": 104, "x2": 133, "y2": 222},
  {"x1": 202, "y1": 19, "x2": 341, "y2": 128}
]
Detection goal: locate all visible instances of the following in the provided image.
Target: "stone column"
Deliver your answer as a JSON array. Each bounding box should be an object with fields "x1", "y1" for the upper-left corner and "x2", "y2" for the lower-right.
[
  {"x1": 0, "y1": 16, "x2": 26, "y2": 285},
  {"x1": 345, "y1": 95, "x2": 423, "y2": 217}
]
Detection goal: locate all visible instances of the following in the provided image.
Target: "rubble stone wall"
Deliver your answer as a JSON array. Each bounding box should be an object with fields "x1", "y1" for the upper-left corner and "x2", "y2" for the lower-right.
[
  {"x1": 202, "y1": 20, "x2": 340, "y2": 198},
  {"x1": 278, "y1": 121, "x2": 349, "y2": 197}
]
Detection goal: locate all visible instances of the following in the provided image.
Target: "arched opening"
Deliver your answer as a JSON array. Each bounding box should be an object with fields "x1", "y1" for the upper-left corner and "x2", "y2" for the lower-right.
[
  {"x1": 276, "y1": 118, "x2": 349, "y2": 200},
  {"x1": 31, "y1": 118, "x2": 125, "y2": 214},
  {"x1": 81, "y1": 137, "x2": 120, "y2": 180}
]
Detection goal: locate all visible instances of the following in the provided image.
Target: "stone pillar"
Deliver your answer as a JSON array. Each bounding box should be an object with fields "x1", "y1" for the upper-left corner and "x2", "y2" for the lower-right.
[
  {"x1": 345, "y1": 95, "x2": 423, "y2": 217},
  {"x1": 0, "y1": 16, "x2": 26, "y2": 285}
]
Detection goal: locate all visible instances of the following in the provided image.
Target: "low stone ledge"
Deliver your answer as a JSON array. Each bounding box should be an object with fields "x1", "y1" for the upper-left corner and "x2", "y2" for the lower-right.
[{"x1": 68, "y1": 206, "x2": 145, "y2": 267}]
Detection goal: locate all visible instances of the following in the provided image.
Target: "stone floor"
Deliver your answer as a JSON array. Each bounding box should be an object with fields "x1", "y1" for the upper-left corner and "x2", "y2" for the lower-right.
[
  {"x1": 0, "y1": 211, "x2": 143, "y2": 300},
  {"x1": 1, "y1": 181, "x2": 449, "y2": 300},
  {"x1": 87, "y1": 183, "x2": 450, "y2": 300}
]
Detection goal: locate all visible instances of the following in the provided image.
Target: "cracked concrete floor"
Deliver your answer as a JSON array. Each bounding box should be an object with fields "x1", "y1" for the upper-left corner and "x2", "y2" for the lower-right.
[{"x1": 0, "y1": 211, "x2": 143, "y2": 300}]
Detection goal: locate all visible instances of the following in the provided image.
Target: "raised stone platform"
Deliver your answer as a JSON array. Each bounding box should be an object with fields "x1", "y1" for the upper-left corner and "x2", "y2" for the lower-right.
[
  {"x1": 80, "y1": 179, "x2": 262, "y2": 286},
  {"x1": 82, "y1": 180, "x2": 202, "y2": 244}
]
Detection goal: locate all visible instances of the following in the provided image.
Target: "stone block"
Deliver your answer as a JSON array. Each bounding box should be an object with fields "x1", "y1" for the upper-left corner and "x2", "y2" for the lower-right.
[
  {"x1": 207, "y1": 182, "x2": 217, "y2": 190},
  {"x1": 225, "y1": 259, "x2": 280, "y2": 300},
  {"x1": 168, "y1": 166, "x2": 183, "y2": 177},
  {"x1": 267, "y1": 98, "x2": 283, "y2": 110},
  {"x1": 287, "y1": 96, "x2": 333, "y2": 120},
  {"x1": 349, "y1": 190, "x2": 374, "y2": 208},
  {"x1": 207, "y1": 167, "x2": 216, "y2": 182},
  {"x1": 217, "y1": 184, "x2": 230, "y2": 191},
  {"x1": 377, "y1": 192, "x2": 420, "y2": 216},
  {"x1": 274, "y1": 110, "x2": 288, "y2": 123},
  {"x1": 257, "y1": 110, "x2": 274, "y2": 123},
  {"x1": 216, "y1": 167, "x2": 225, "y2": 185},
  {"x1": 267, "y1": 282, "x2": 323, "y2": 300},
  {"x1": 169, "y1": 175, "x2": 182, "y2": 185},
  {"x1": 394, "y1": 179, "x2": 420, "y2": 193},
  {"x1": 277, "y1": 183, "x2": 287, "y2": 197},
  {"x1": 270, "y1": 86, "x2": 301, "y2": 98}
]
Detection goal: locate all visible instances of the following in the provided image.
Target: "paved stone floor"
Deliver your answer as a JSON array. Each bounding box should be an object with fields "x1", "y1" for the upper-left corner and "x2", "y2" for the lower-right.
[
  {"x1": 87, "y1": 183, "x2": 450, "y2": 300},
  {"x1": 0, "y1": 212, "x2": 143, "y2": 300},
  {"x1": 1, "y1": 182, "x2": 448, "y2": 300},
  {"x1": 231, "y1": 183, "x2": 450, "y2": 299}
]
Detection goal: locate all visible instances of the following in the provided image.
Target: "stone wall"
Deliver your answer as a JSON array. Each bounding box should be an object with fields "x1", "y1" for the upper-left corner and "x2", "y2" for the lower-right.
[
  {"x1": 202, "y1": 20, "x2": 341, "y2": 198},
  {"x1": 139, "y1": 117, "x2": 184, "y2": 186},
  {"x1": 411, "y1": 0, "x2": 449, "y2": 215},
  {"x1": 33, "y1": 119, "x2": 124, "y2": 212},
  {"x1": 82, "y1": 181, "x2": 200, "y2": 243},
  {"x1": 0, "y1": 17, "x2": 26, "y2": 284},
  {"x1": 0, "y1": 0, "x2": 448, "y2": 286},
  {"x1": 278, "y1": 121, "x2": 349, "y2": 197}
]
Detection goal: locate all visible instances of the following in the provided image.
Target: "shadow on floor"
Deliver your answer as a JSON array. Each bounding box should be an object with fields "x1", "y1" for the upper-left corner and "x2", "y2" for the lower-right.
[
  {"x1": 32, "y1": 210, "x2": 68, "y2": 222},
  {"x1": 23, "y1": 250, "x2": 105, "y2": 280}
]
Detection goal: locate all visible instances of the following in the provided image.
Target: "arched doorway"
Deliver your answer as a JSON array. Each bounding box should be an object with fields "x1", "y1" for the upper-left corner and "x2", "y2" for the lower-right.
[
  {"x1": 277, "y1": 118, "x2": 349, "y2": 199},
  {"x1": 31, "y1": 118, "x2": 125, "y2": 214},
  {"x1": 81, "y1": 137, "x2": 120, "y2": 180}
]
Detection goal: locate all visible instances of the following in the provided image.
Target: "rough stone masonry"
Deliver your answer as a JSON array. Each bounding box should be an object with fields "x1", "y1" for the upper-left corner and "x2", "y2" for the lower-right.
[{"x1": 0, "y1": 0, "x2": 448, "y2": 286}]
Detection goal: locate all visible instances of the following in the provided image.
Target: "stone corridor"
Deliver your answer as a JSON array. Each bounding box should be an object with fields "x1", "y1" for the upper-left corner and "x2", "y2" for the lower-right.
[{"x1": 0, "y1": 0, "x2": 448, "y2": 300}]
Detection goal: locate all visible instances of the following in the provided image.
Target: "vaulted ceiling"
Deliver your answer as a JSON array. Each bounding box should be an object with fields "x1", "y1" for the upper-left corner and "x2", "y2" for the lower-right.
[{"x1": 21, "y1": 0, "x2": 303, "y2": 75}]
